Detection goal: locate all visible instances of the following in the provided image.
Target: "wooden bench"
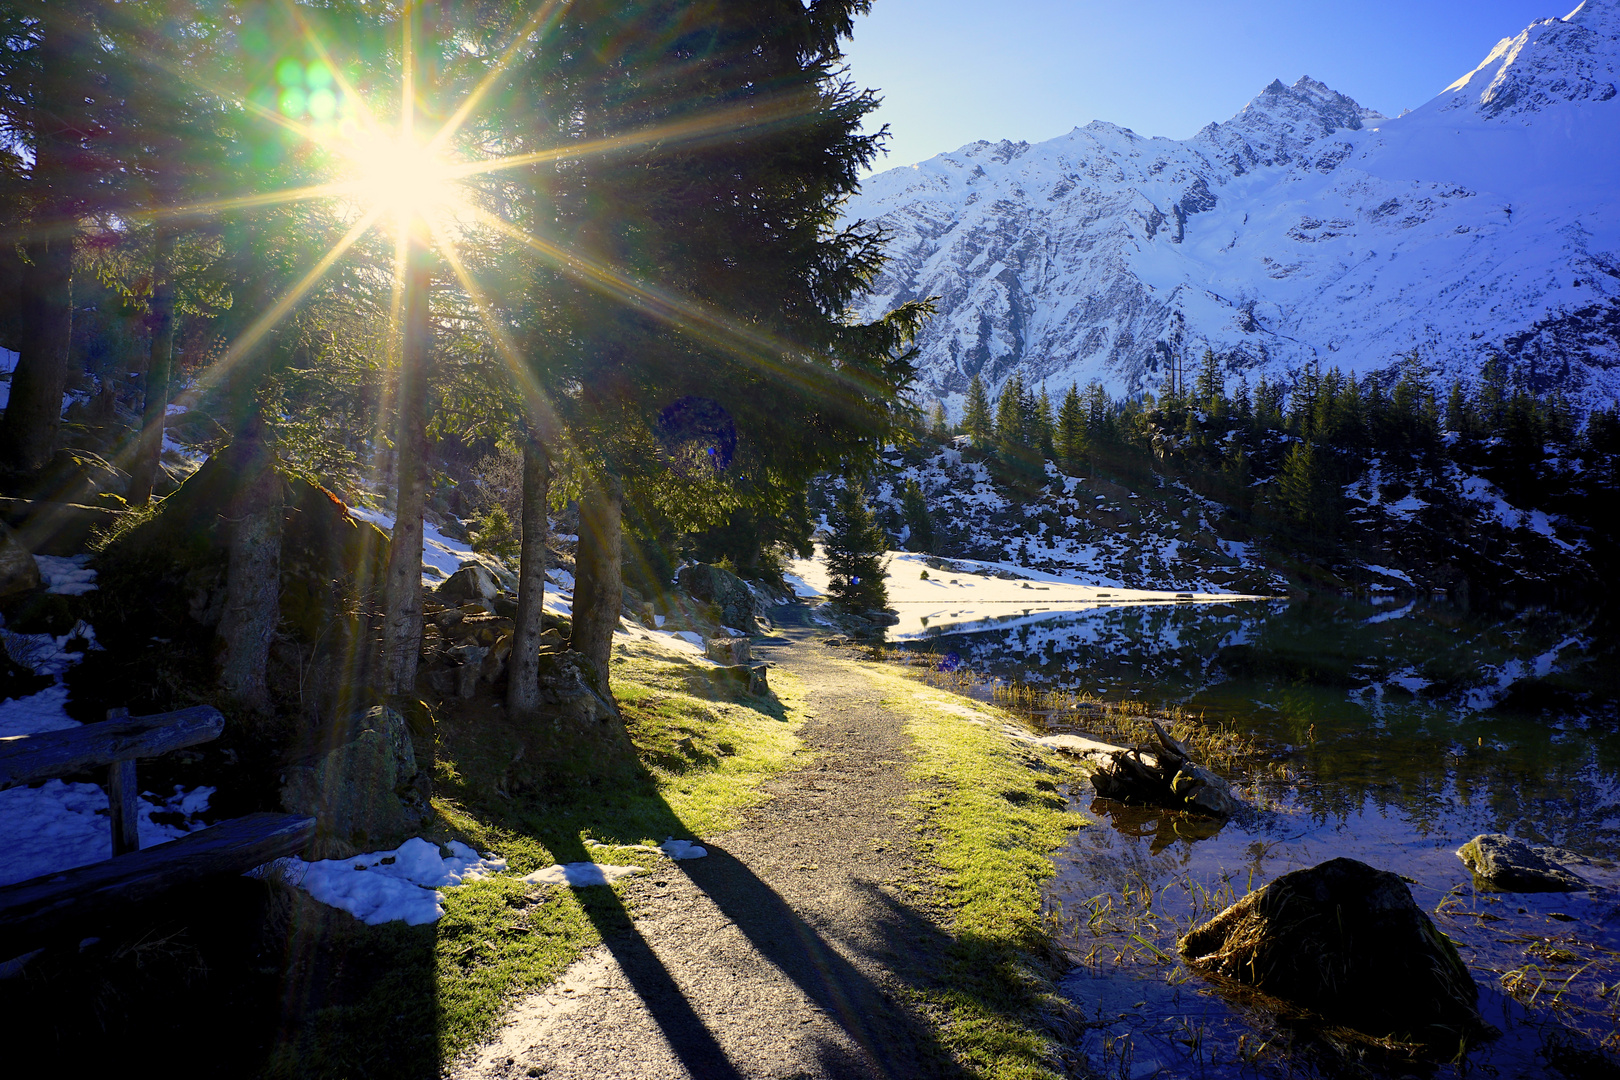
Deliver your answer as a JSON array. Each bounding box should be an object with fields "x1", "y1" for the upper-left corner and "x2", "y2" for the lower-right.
[{"x1": 0, "y1": 706, "x2": 315, "y2": 955}]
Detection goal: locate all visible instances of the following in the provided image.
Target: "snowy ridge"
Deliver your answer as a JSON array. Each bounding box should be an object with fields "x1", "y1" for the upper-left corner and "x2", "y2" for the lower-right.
[{"x1": 848, "y1": 0, "x2": 1620, "y2": 413}]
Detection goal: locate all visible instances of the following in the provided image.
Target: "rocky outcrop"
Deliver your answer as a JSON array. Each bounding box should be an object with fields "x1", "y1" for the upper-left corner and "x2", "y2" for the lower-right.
[
  {"x1": 280, "y1": 706, "x2": 426, "y2": 859},
  {"x1": 1456, "y1": 833, "x2": 1589, "y2": 892},
  {"x1": 1180, "y1": 857, "x2": 1485, "y2": 1045},
  {"x1": 678, "y1": 563, "x2": 761, "y2": 632}
]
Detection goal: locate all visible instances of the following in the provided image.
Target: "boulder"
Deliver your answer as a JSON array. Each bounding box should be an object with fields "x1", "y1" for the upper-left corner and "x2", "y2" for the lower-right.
[
  {"x1": 0, "y1": 522, "x2": 40, "y2": 599},
  {"x1": 1180, "y1": 857, "x2": 1484, "y2": 1044},
  {"x1": 280, "y1": 706, "x2": 422, "y2": 859},
  {"x1": 29, "y1": 447, "x2": 130, "y2": 505},
  {"x1": 677, "y1": 563, "x2": 760, "y2": 633},
  {"x1": 1456, "y1": 833, "x2": 1588, "y2": 892},
  {"x1": 536, "y1": 649, "x2": 618, "y2": 724},
  {"x1": 437, "y1": 563, "x2": 502, "y2": 604},
  {"x1": 706, "y1": 636, "x2": 751, "y2": 665}
]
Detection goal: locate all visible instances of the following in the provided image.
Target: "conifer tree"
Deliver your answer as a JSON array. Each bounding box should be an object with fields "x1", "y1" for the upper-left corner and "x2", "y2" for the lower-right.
[
  {"x1": 900, "y1": 479, "x2": 933, "y2": 553},
  {"x1": 1277, "y1": 440, "x2": 1336, "y2": 533},
  {"x1": 1056, "y1": 382, "x2": 1085, "y2": 473},
  {"x1": 826, "y1": 480, "x2": 888, "y2": 613},
  {"x1": 928, "y1": 401, "x2": 949, "y2": 439},
  {"x1": 994, "y1": 372, "x2": 1024, "y2": 455},
  {"x1": 963, "y1": 372, "x2": 993, "y2": 447},
  {"x1": 1035, "y1": 384, "x2": 1056, "y2": 459}
]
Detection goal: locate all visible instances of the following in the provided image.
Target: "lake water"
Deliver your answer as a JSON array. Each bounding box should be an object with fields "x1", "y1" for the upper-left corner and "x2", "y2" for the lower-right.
[{"x1": 900, "y1": 595, "x2": 1620, "y2": 1078}]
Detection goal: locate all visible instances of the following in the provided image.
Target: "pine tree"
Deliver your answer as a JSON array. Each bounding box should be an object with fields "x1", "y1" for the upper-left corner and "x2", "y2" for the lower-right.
[
  {"x1": 1056, "y1": 382, "x2": 1085, "y2": 474},
  {"x1": 928, "y1": 401, "x2": 949, "y2": 439},
  {"x1": 1034, "y1": 383, "x2": 1055, "y2": 459},
  {"x1": 1277, "y1": 440, "x2": 1336, "y2": 533},
  {"x1": 900, "y1": 479, "x2": 933, "y2": 553},
  {"x1": 994, "y1": 372, "x2": 1024, "y2": 455},
  {"x1": 963, "y1": 372, "x2": 992, "y2": 447},
  {"x1": 826, "y1": 480, "x2": 888, "y2": 613}
]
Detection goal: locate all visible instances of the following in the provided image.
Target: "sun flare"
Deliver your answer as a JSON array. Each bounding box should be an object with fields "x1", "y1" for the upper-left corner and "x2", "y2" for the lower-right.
[{"x1": 346, "y1": 133, "x2": 461, "y2": 226}]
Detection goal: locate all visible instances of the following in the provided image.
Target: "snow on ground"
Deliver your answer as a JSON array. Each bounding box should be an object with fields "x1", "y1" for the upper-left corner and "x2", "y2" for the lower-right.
[
  {"x1": 788, "y1": 547, "x2": 1269, "y2": 640},
  {"x1": 0, "y1": 613, "x2": 217, "y2": 887},
  {"x1": 277, "y1": 838, "x2": 507, "y2": 926},
  {"x1": 35, "y1": 553, "x2": 97, "y2": 595},
  {"x1": 0, "y1": 782, "x2": 216, "y2": 888}
]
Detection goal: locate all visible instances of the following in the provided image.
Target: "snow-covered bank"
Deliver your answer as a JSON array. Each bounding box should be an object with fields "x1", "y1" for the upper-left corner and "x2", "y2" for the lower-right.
[{"x1": 789, "y1": 547, "x2": 1271, "y2": 639}]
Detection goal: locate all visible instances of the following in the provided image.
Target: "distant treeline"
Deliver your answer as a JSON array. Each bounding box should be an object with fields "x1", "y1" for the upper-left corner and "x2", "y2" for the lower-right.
[{"x1": 931, "y1": 350, "x2": 1618, "y2": 567}]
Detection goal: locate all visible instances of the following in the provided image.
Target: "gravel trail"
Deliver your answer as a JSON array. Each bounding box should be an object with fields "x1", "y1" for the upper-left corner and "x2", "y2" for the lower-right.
[{"x1": 448, "y1": 626, "x2": 967, "y2": 1080}]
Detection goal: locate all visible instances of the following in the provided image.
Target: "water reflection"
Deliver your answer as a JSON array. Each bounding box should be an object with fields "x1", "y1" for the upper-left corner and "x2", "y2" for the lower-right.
[{"x1": 905, "y1": 596, "x2": 1620, "y2": 1076}]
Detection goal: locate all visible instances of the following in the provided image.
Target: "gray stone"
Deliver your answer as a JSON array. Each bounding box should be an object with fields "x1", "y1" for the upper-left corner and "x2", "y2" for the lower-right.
[
  {"x1": 0, "y1": 522, "x2": 41, "y2": 599},
  {"x1": 437, "y1": 563, "x2": 502, "y2": 603},
  {"x1": 536, "y1": 649, "x2": 618, "y2": 723},
  {"x1": 678, "y1": 563, "x2": 760, "y2": 633},
  {"x1": 280, "y1": 707, "x2": 420, "y2": 859},
  {"x1": 1457, "y1": 833, "x2": 1588, "y2": 892},
  {"x1": 706, "y1": 636, "x2": 752, "y2": 664},
  {"x1": 1180, "y1": 857, "x2": 1485, "y2": 1045}
]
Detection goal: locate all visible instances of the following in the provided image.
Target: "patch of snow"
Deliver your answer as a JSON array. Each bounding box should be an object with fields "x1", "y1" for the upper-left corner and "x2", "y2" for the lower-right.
[
  {"x1": 658, "y1": 839, "x2": 708, "y2": 860},
  {"x1": 280, "y1": 838, "x2": 507, "y2": 926},
  {"x1": 1365, "y1": 601, "x2": 1416, "y2": 625},
  {"x1": 1362, "y1": 563, "x2": 1415, "y2": 586},
  {"x1": 35, "y1": 554, "x2": 97, "y2": 595},
  {"x1": 0, "y1": 781, "x2": 216, "y2": 888}
]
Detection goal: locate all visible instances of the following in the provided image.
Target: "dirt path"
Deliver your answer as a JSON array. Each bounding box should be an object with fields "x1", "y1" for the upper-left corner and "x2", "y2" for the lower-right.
[{"x1": 449, "y1": 626, "x2": 968, "y2": 1080}]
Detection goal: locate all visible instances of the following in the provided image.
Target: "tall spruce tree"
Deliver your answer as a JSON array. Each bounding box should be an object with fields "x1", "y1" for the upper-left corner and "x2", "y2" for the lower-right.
[
  {"x1": 962, "y1": 371, "x2": 991, "y2": 447},
  {"x1": 1056, "y1": 382, "x2": 1085, "y2": 473},
  {"x1": 994, "y1": 372, "x2": 1024, "y2": 455},
  {"x1": 826, "y1": 479, "x2": 888, "y2": 613},
  {"x1": 531, "y1": 0, "x2": 926, "y2": 685},
  {"x1": 900, "y1": 478, "x2": 933, "y2": 553}
]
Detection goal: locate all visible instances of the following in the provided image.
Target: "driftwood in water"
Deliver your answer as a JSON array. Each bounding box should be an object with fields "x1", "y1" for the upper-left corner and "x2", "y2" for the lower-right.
[{"x1": 1091, "y1": 720, "x2": 1241, "y2": 818}]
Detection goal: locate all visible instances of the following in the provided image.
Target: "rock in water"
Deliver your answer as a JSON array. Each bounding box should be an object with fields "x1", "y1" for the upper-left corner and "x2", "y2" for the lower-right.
[
  {"x1": 1179, "y1": 857, "x2": 1484, "y2": 1044},
  {"x1": 1457, "y1": 833, "x2": 1588, "y2": 892},
  {"x1": 0, "y1": 521, "x2": 40, "y2": 599}
]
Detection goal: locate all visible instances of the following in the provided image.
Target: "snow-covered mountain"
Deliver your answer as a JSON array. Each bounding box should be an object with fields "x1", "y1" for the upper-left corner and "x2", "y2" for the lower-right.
[{"x1": 848, "y1": 0, "x2": 1620, "y2": 413}]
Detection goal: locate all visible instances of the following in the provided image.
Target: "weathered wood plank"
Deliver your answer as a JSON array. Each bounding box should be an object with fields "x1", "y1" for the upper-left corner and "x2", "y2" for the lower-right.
[
  {"x1": 0, "y1": 706, "x2": 223, "y2": 790},
  {"x1": 106, "y1": 759, "x2": 141, "y2": 855},
  {"x1": 0, "y1": 813, "x2": 316, "y2": 952}
]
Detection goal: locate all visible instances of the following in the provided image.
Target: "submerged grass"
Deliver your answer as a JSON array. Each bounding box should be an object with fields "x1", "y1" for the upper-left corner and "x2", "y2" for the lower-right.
[{"x1": 857, "y1": 662, "x2": 1089, "y2": 1080}]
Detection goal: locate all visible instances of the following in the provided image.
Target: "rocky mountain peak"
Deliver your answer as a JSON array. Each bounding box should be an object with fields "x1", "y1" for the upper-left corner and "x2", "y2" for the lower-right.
[
  {"x1": 1442, "y1": 0, "x2": 1620, "y2": 117},
  {"x1": 1195, "y1": 75, "x2": 1385, "y2": 172}
]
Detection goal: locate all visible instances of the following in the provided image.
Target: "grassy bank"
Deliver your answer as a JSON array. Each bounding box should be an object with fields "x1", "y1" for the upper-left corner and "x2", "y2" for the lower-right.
[{"x1": 859, "y1": 662, "x2": 1090, "y2": 1080}]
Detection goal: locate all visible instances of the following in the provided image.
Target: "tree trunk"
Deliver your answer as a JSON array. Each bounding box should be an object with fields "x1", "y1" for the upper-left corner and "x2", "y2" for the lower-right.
[
  {"x1": 381, "y1": 252, "x2": 431, "y2": 695},
  {"x1": 0, "y1": 9, "x2": 79, "y2": 478},
  {"x1": 216, "y1": 423, "x2": 285, "y2": 713},
  {"x1": 506, "y1": 438, "x2": 550, "y2": 720},
  {"x1": 126, "y1": 227, "x2": 174, "y2": 506},
  {"x1": 569, "y1": 469, "x2": 622, "y2": 692}
]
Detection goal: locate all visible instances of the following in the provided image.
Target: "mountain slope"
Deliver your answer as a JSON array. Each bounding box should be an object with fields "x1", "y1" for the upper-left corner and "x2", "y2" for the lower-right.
[{"x1": 848, "y1": 0, "x2": 1620, "y2": 413}]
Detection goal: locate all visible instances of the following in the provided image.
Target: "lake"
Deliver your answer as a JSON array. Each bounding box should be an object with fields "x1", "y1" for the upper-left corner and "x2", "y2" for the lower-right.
[{"x1": 898, "y1": 594, "x2": 1620, "y2": 1078}]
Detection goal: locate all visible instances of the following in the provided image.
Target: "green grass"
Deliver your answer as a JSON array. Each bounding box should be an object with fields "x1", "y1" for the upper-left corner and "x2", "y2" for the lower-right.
[
  {"x1": 263, "y1": 637, "x2": 810, "y2": 1077},
  {"x1": 861, "y1": 664, "x2": 1088, "y2": 1080}
]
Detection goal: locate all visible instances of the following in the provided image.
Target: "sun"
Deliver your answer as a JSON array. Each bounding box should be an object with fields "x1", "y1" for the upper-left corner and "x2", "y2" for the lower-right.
[{"x1": 345, "y1": 132, "x2": 462, "y2": 227}]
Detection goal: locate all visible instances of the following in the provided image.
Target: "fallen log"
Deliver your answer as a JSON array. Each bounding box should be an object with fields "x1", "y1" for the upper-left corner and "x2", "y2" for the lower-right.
[{"x1": 1090, "y1": 720, "x2": 1241, "y2": 817}]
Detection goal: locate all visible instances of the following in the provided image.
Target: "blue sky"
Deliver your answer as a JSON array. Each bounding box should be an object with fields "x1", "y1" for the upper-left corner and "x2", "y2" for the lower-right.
[{"x1": 843, "y1": 0, "x2": 1569, "y2": 169}]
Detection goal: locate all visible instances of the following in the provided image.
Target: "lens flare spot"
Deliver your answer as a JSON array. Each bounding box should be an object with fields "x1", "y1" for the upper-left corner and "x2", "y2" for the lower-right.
[
  {"x1": 308, "y1": 87, "x2": 337, "y2": 120},
  {"x1": 279, "y1": 87, "x2": 307, "y2": 118},
  {"x1": 306, "y1": 61, "x2": 333, "y2": 88},
  {"x1": 276, "y1": 57, "x2": 304, "y2": 86}
]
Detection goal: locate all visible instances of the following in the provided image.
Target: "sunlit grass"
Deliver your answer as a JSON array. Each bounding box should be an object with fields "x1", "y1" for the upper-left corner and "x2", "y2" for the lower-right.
[{"x1": 858, "y1": 664, "x2": 1087, "y2": 1080}]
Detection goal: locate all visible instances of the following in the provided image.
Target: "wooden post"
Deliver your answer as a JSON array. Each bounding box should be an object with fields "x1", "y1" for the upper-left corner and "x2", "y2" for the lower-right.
[
  {"x1": 107, "y1": 759, "x2": 140, "y2": 856},
  {"x1": 103, "y1": 707, "x2": 138, "y2": 856}
]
